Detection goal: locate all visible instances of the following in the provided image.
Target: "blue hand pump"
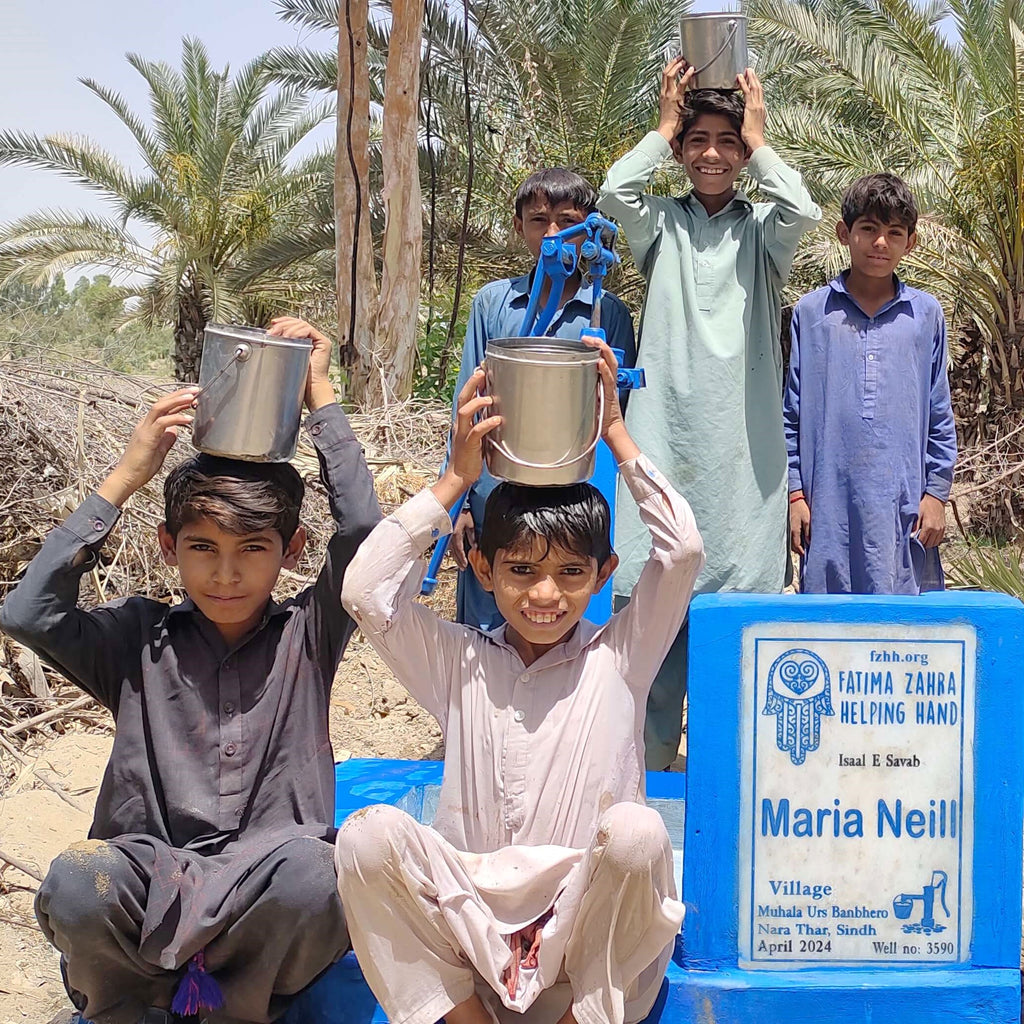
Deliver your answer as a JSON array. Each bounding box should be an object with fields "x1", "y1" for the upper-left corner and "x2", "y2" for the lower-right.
[{"x1": 421, "y1": 213, "x2": 644, "y2": 597}]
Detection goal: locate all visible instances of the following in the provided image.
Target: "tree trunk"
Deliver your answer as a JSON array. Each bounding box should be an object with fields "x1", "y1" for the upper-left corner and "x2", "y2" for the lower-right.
[
  {"x1": 173, "y1": 283, "x2": 206, "y2": 382},
  {"x1": 374, "y1": 0, "x2": 427, "y2": 404},
  {"x1": 336, "y1": 0, "x2": 379, "y2": 405},
  {"x1": 950, "y1": 312, "x2": 1024, "y2": 538}
]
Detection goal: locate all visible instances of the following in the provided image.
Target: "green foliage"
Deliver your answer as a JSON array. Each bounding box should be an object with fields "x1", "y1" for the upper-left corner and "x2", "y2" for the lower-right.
[
  {"x1": 0, "y1": 37, "x2": 335, "y2": 376},
  {"x1": 0, "y1": 275, "x2": 172, "y2": 374},
  {"x1": 412, "y1": 301, "x2": 468, "y2": 404},
  {"x1": 946, "y1": 540, "x2": 1024, "y2": 600}
]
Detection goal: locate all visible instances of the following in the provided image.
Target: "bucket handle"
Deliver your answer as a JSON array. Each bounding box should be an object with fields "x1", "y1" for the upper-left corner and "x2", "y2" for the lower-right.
[
  {"x1": 690, "y1": 19, "x2": 740, "y2": 79},
  {"x1": 195, "y1": 343, "x2": 252, "y2": 397},
  {"x1": 487, "y1": 380, "x2": 605, "y2": 471}
]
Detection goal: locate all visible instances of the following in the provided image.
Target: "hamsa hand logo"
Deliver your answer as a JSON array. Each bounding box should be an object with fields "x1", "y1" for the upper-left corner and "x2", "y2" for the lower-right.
[{"x1": 763, "y1": 649, "x2": 833, "y2": 765}]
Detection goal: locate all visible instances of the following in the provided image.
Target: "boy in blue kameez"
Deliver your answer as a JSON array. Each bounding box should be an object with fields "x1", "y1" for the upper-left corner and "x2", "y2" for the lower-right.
[
  {"x1": 449, "y1": 168, "x2": 636, "y2": 630},
  {"x1": 784, "y1": 174, "x2": 957, "y2": 594}
]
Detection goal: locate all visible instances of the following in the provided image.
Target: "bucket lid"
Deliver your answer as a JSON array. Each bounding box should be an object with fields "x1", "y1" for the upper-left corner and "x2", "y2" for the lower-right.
[
  {"x1": 203, "y1": 323, "x2": 312, "y2": 350},
  {"x1": 680, "y1": 10, "x2": 746, "y2": 21},
  {"x1": 487, "y1": 337, "x2": 599, "y2": 360}
]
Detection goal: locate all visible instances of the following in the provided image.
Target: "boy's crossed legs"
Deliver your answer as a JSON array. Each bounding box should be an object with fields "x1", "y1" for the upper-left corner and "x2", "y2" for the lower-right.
[
  {"x1": 36, "y1": 835, "x2": 348, "y2": 1024},
  {"x1": 335, "y1": 803, "x2": 683, "y2": 1024}
]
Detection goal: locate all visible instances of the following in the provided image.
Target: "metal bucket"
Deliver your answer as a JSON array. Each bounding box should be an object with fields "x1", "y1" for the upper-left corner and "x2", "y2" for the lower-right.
[
  {"x1": 192, "y1": 324, "x2": 311, "y2": 462},
  {"x1": 484, "y1": 338, "x2": 603, "y2": 487},
  {"x1": 679, "y1": 12, "x2": 747, "y2": 91}
]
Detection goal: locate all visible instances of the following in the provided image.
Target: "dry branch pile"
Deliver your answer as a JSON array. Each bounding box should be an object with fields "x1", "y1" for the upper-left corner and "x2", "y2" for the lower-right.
[{"x1": 0, "y1": 348, "x2": 451, "y2": 790}]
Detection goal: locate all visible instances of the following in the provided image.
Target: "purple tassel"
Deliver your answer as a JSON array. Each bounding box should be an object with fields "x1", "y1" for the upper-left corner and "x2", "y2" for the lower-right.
[{"x1": 171, "y1": 949, "x2": 225, "y2": 1016}]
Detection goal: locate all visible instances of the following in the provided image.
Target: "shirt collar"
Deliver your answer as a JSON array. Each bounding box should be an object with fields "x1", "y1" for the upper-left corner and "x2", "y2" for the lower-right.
[
  {"x1": 486, "y1": 617, "x2": 603, "y2": 670},
  {"x1": 682, "y1": 188, "x2": 753, "y2": 218},
  {"x1": 166, "y1": 595, "x2": 288, "y2": 620},
  {"x1": 508, "y1": 271, "x2": 597, "y2": 310},
  {"x1": 828, "y1": 270, "x2": 910, "y2": 315}
]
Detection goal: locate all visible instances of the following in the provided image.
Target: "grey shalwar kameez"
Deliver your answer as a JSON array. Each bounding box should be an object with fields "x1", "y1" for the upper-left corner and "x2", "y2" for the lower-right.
[{"x1": 0, "y1": 403, "x2": 381, "y2": 1024}]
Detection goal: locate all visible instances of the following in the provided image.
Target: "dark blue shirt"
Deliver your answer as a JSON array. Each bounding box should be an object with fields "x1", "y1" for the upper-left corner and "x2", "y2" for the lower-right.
[{"x1": 450, "y1": 274, "x2": 635, "y2": 628}]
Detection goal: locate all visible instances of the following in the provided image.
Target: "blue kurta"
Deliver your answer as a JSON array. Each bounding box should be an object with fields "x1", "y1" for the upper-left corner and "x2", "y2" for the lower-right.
[
  {"x1": 783, "y1": 274, "x2": 957, "y2": 594},
  {"x1": 450, "y1": 274, "x2": 636, "y2": 629}
]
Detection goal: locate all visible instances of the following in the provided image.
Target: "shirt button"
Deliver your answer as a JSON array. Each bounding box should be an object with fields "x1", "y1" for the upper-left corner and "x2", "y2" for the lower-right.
[
  {"x1": 310, "y1": 423, "x2": 322, "y2": 436},
  {"x1": 92, "y1": 518, "x2": 105, "y2": 531},
  {"x1": 235, "y1": 807, "x2": 244, "y2": 818},
  {"x1": 868, "y1": 354, "x2": 875, "y2": 360},
  {"x1": 518, "y1": 673, "x2": 529, "y2": 683},
  {"x1": 223, "y1": 701, "x2": 235, "y2": 715},
  {"x1": 514, "y1": 710, "x2": 525, "y2": 723},
  {"x1": 224, "y1": 742, "x2": 238, "y2": 757}
]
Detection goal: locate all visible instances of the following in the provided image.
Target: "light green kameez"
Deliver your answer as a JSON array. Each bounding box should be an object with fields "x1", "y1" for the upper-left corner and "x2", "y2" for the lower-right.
[{"x1": 599, "y1": 131, "x2": 821, "y2": 600}]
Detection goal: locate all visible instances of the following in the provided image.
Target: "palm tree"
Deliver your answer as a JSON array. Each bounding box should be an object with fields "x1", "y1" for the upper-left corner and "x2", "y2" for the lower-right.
[
  {"x1": 0, "y1": 38, "x2": 333, "y2": 380},
  {"x1": 748, "y1": 0, "x2": 1024, "y2": 534}
]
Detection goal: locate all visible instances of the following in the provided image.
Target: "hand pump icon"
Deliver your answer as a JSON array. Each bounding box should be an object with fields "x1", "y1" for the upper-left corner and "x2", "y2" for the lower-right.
[{"x1": 892, "y1": 871, "x2": 950, "y2": 934}]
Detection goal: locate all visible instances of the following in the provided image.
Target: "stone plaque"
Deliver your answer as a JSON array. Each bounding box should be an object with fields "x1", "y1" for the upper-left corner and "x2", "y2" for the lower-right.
[{"x1": 738, "y1": 624, "x2": 975, "y2": 967}]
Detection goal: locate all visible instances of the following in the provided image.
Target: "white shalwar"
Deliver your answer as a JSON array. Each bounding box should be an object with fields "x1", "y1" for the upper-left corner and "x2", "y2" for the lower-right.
[{"x1": 338, "y1": 456, "x2": 705, "y2": 1024}]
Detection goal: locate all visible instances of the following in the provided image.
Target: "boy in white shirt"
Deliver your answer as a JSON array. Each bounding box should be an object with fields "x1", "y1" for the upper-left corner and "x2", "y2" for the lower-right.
[{"x1": 337, "y1": 338, "x2": 704, "y2": 1024}]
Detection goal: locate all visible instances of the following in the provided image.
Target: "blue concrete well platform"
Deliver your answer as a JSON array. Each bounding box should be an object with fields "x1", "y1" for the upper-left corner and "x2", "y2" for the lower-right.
[{"x1": 282, "y1": 759, "x2": 687, "y2": 1024}]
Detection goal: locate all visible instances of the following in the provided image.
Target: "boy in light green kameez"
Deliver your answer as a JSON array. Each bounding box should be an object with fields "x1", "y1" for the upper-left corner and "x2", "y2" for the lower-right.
[{"x1": 599, "y1": 60, "x2": 821, "y2": 770}]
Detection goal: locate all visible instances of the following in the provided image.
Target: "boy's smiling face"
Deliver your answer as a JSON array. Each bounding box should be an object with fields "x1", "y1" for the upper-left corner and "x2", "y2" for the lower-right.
[
  {"x1": 158, "y1": 516, "x2": 305, "y2": 645},
  {"x1": 673, "y1": 112, "x2": 748, "y2": 200},
  {"x1": 514, "y1": 194, "x2": 589, "y2": 260},
  {"x1": 838, "y1": 215, "x2": 916, "y2": 279},
  {"x1": 468, "y1": 534, "x2": 617, "y2": 664}
]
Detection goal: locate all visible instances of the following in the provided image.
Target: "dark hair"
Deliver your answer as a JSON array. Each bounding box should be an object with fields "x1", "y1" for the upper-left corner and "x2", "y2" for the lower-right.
[
  {"x1": 478, "y1": 481, "x2": 613, "y2": 567},
  {"x1": 514, "y1": 168, "x2": 598, "y2": 219},
  {"x1": 841, "y1": 173, "x2": 918, "y2": 234},
  {"x1": 679, "y1": 88, "x2": 745, "y2": 141},
  {"x1": 163, "y1": 455, "x2": 304, "y2": 545}
]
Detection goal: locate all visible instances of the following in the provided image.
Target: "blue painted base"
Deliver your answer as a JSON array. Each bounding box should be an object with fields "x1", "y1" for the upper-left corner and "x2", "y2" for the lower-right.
[
  {"x1": 670, "y1": 965, "x2": 1020, "y2": 1023},
  {"x1": 288, "y1": 939, "x2": 1021, "y2": 1024}
]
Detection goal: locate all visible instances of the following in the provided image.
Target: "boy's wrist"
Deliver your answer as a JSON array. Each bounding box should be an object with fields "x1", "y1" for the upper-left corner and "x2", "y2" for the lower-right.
[
  {"x1": 307, "y1": 381, "x2": 335, "y2": 412},
  {"x1": 605, "y1": 421, "x2": 640, "y2": 463},
  {"x1": 656, "y1": 122, "x2": 679, "y2": 144},
  {"x1": 97, "y1": 468, "x2": 137, "y2": 508},
  {"x1": 432, "y1": 467, "x2": 475, "y2": 510}
]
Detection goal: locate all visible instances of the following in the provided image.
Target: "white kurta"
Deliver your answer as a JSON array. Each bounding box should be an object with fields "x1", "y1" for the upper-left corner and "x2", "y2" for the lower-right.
[{"x1": 339, "y1": 456, "x2": 705, "y2": 1024}]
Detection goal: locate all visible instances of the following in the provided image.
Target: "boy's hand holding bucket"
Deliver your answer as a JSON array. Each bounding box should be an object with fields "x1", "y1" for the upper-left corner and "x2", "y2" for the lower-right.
[
  {"x1": 268, "y1": 316, "x2": 334, "y2": 412},
  {"x1": 581, "y1": 335, "x2": 641, "y2": 465},
  {"x1": 98, "y1": 388, "x2": 200, "y2": 508},
  {"x1": 657, "y1": 57, "x2": 696, "y2": 144},
  {"x1": 434, "y1": 368, "x2": 502, "y2": 510}
]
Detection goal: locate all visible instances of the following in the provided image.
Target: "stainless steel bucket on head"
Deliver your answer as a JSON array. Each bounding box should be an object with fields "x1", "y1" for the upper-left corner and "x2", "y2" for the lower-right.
[
  {"x1": 484, "y1": 338, "x2": 603, "y2": 487},
  {"x1": 679, "y1": 12, "x2": 748, "y2": 90},
  {"x1": 192, "y1": 324, "x2": 311, "y2": 462}
]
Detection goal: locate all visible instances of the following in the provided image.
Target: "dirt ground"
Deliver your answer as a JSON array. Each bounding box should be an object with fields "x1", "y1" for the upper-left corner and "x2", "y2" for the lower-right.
[{"x1": 0, "y1": 599, "x2": 452, "y2": 1023}]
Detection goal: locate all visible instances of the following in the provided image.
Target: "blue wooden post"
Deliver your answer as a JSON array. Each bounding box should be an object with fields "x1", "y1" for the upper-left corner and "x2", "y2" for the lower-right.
[
  {"x1": 584, "y1": 439, "x2": 617, "y2": 625},
  {"x1": 679, "y1": 592, "x2": 1024, "y2": 1022}
]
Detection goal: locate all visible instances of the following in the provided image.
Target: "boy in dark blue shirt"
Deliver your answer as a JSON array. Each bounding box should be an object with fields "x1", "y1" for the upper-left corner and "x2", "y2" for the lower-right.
[{"x1": 449, "y1": 168, "x2": 636, "y2": 630}]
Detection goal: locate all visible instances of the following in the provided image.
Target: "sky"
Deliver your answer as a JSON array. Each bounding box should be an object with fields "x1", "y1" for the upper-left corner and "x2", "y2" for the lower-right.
[{"x1": 1, "y1": 0, "x2": 334, "y2": 280}]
